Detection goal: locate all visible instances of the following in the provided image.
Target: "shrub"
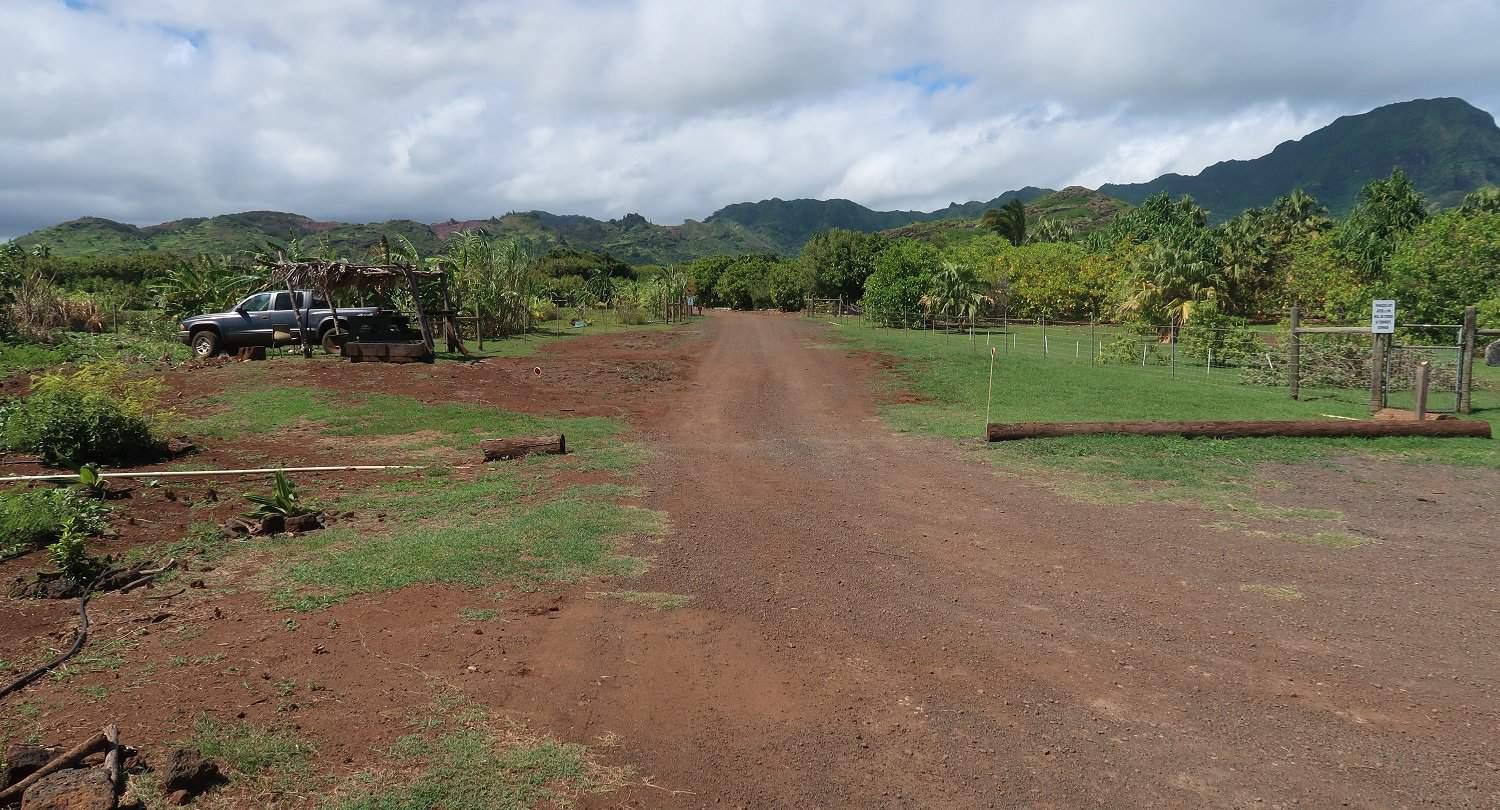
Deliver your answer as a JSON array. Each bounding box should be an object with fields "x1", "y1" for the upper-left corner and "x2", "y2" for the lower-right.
[
  {"x1": 863, "y1": 239, "x2": 939, "y2": 325},
  {"x1": 767, "y1": 261, "x2": 812, "y2": 311},
  {"x1": 716, "y1": 257, "x2": 776, "y2": 310},
  {"x1": 0, "y1": 488, "x2": 110, "y2": 557},
  {"x1": 0, "y1": 362, "x2": 167, "y2": 466},
  {"x1": 1178, "y1": 303, "x2": 1261, "y2": 367}
]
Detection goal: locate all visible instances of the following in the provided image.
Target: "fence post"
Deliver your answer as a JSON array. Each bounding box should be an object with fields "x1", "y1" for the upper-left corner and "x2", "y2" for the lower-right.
[
  {"x1": 1170, "y1": 327, "x2": 1176, "y2": 378},
  {"x1": 1414, "y1": 360, "x2": 1430, "y2": 420},
  {"x1": 1090, "y1": 319, "x2": 1096, "y2": 367},
  {"x1": 1369, "y1": 333, "x2": 1387, "y2": 414},
  {"x1": 1288, "y1": 306, "x2": 1301, "y2": 400},
  {"x1": 1458, "y1": 305, "x2": 1477, "y2": 414}
]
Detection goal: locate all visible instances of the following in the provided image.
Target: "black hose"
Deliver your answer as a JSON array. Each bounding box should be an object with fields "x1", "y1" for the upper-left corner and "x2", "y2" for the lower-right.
[{"x1": 0, "y1": 581, "x2": 97, "y2": 701}]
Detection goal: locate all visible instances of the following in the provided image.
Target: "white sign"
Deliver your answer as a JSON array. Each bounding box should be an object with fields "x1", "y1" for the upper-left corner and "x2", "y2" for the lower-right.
[{"x1": 1371, "y1": 299, "x2": 1396, "y2": 334}]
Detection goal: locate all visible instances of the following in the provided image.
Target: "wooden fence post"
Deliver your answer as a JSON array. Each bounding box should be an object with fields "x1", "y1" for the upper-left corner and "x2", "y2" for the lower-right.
[
  {"x1": 1459, "y1": 305, "x2": 1477, "y2": 414},
  {"x1": 1414, "y1": 361, "x2": 1430, "y2": 420},
  {"x1": 1288, "y1": 306, "x2": 1301, "y2": 400},
  {"x1": 1368, "y1": 333, "x2": 1386, "y2": 414}
]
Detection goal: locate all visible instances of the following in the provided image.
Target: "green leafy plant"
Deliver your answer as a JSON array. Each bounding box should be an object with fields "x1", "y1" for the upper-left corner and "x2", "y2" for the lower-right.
[
  {"x1": 1, "y1": 487, "x2": 110, "y2": 556},
  {"x1": 244, "y1": 470, "x2": 311, "y2": 519},
  {"x1": 0, "y1": 362, "x2": 167, "y2": 467},
  {"x1": 48, "y1": 515, "x2": 101, "y2": 584}
]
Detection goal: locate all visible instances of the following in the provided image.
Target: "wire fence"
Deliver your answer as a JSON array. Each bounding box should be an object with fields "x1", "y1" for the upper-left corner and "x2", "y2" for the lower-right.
[{"x1": 821, "y1": 304, "x2": 1498, "y2": 413}]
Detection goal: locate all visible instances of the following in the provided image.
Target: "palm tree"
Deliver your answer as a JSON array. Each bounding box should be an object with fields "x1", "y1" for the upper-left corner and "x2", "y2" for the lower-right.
[
  {"x1": 981, "y1": 199, "x2": 1027, "y2": 247},
  {"x1": 1460, "y1": 186, "x2": 1500, "y2": 214},
  {"x1": 1271, "y1": 189, "x2": 1332, "y2": 238},
  {"x1": 921, "y1": 262, "x2": 992, "y2": 337},
  {"x1": 1119, "y1": 242, "x2": 1226, "y2": 329},
  {"x1": 1028, "y1": 218, "x2": 1074, "y2": 244}
]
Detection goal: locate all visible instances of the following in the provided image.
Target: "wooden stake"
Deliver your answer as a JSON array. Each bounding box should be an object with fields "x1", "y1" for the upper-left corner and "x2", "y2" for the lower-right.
[
  {"x1": 1414, "y1": 360, "x2": 1430, "y2": 420},
  {"x1": 1288, "y1": 306, "x2": 1301, "y2": 399},
  {"x1": 1459, "y1": 305, "x2": 1477, "y2": 414},
  {"x1": 984, "y1": 346, "x2": 997, "y2": 437}
]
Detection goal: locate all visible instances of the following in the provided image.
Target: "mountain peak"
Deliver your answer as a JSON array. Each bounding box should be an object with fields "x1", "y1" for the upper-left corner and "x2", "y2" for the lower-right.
[{"x1": 1100, "y1": 97, "x2": 1500, "y2": 219}]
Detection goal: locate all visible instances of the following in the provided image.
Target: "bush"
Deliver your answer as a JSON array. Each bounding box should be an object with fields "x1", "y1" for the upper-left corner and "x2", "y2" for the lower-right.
[
  {"x1": 0, "y1": 488, "x2": 110, "y2": 556},
  {"x1": 768, "y1": 261, "x2": 812, "y2": 311},
  {"x1": 863, "y1": 239, "x2": 939, "y2": 325},
  {"x1": 0, "y1": 362, "x2": 167, "y2": 466},
  {"x1": 1178, "y1": 303, "x2": 1261, "y2": 366},
  {"x1": 716, "y1": 257, "x2": 776, "y2": 310}
]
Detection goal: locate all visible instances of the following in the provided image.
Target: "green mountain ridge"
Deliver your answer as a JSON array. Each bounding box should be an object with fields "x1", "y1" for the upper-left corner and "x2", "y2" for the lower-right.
[
  {"x1": 16, "y1": 97, "x2": 1500, "y2": 262},
  {"x1": 1099, "y1": 97, "x2": 1500, "y2": 221}
]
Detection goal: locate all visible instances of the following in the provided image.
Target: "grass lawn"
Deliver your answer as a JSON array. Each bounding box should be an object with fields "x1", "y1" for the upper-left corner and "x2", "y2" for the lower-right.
[
  {"x1": 828, "y1": 320, "x2": 1500, "y2": 508},
  {"x1": 437, "y1": 315, "x2": 693, "y2": 360}
]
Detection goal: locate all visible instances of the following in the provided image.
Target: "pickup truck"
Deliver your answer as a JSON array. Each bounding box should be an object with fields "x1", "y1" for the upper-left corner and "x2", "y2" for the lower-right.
[{"x1": 178, "y1": 290, "x2": 411, "y2": 357}]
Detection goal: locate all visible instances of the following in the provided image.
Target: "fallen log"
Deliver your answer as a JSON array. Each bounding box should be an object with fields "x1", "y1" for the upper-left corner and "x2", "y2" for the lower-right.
[
  {"x1": 482, "y1": 434, "x2": 566, "y2": 461},
  {"x1": 986, "y1": 419, "x2": 1493, "y2": 442}
]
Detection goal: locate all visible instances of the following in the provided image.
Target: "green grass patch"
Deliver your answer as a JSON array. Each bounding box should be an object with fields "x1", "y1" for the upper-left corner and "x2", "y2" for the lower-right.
[
  {"x1": 1240, "y1": 583, "x2": 1304, "y2": 600},
  {"x1": 832, "y1": 324, "x2": 1499, "y2": 508},
  {"x1": 459, "y1": 608, "x2": 499, "y2": 622},
  {"x1": 330, "y1": 691, "x2": 628, "y2": 810},
  {"x1": 187, "y1": 716, "x2": 312, "y2": 777},
  {"x1": 271, "y1": 483, "x2": 661, "y2": 611},
  {"x1": 435, "y1": 317, "x2": 689, "y2": 361},
  {"x1": 182, "y1": 382, "x2": 625, "y2": 459},
  {"x1": 591, "y1": 591, "x2": 693, "y2": 610}
]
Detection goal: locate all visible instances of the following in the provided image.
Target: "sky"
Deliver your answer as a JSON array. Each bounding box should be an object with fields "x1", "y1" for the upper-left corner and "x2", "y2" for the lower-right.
[{"x1": 3, "y1": 0, "x2": 1500, "y2": 238}]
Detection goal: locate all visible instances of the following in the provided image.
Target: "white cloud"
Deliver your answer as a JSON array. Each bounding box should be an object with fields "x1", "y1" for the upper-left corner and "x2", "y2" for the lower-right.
[{"x1": 2, "y1": 0, "x2": 1498, "y2": 238}]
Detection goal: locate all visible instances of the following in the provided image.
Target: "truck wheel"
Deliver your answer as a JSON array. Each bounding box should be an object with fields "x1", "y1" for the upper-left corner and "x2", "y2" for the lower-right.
[
  {"x1": 190, "y1": 330, "x2": 220, "y2": 358},
  {"x1": 321, "y1": 328, "x2": 341, "y2": 354}
]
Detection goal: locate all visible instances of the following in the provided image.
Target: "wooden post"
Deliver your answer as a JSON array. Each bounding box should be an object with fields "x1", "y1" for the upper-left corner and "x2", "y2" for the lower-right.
[
  {"x1": 1414, "y1": 361, "x2": 1430, "y2": 420},
  {"x1": 1170, "y1": 327, "x2": 1176, "y2": 378},
  {"x1": 284, "y1": 278, "x2": 310, "y2": 357},
  {"x1": 1459, "y1": 305, "x2": 1477, "y2": 414},
  {"x1": 403, "y1": 267, "x2": 435, "y2": 353},
  {"x1": 1288, "y1": 306, "x2": 1301, "y2": 400},
  {"x1": 1090, "y1": 318, "x2": 1096, "y2": 367},
  {"x1": 1369, "y1": 333, "x2": 1387, "y2": 414}
]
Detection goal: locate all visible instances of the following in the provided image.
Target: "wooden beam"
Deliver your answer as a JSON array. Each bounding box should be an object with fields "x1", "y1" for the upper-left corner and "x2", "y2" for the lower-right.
[
  {"x1": 482, "y1": 434, "x2": 566, "y2": 461},
  {"x1": 986, "y1": 420, "x2": 1492, "y2": 442},
  {"x1": 1293, "y1": 326, "x2": 1370, "y2": 335}
]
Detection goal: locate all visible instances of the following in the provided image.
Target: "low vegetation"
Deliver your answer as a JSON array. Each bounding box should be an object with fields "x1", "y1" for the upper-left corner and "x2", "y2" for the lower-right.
[{"x1": 0, "y1": 361, "x2": 168, "y2": 466}]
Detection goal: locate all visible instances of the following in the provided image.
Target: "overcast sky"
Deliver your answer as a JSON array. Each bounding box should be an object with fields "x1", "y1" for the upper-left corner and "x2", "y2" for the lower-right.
[{"x1": 3, "y1": 0, "x2": 1499, "y2": 238}]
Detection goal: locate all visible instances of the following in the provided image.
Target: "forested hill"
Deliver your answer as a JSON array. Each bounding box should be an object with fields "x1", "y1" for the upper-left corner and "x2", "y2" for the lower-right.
[
  {"x1": 703, "y1": 187, "x2": 1052, "y2": 253},
  {"x1": 16, "y1": 97, "x2": 1500, "y2": 261},
  {"x1": 1100, "y1": 97, "x2": 1500, "y2": 221}
]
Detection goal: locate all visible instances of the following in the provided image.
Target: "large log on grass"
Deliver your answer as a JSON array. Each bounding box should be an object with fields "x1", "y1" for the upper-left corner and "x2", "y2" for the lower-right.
[
  {"x1": 482, "y1": 434, "x2": 566, "y2": 461},
  {"x1": 986, "y1": 419, "x2": 1492, "y2": 442}
]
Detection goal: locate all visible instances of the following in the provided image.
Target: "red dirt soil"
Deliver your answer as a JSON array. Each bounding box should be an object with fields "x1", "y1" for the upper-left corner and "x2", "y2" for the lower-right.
[{"x1": 3, "y1": 312, "x2": 1498, "y2": 809}]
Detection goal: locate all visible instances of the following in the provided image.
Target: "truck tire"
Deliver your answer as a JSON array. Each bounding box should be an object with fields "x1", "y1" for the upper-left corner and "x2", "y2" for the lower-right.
[
  {"x1": 321, "y1": 328, "x2": 340, "y2": 354},
  {"x1": 190, "y1": 329, "x2": 221, "y2": 358}
]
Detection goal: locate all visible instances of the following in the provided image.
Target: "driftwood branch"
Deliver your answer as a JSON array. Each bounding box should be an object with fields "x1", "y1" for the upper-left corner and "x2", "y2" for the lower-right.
[
  {"x1": 0, "y1": 731, "x2": 108, "y2": 804},
  {"x1": 986, "y1": 419, "x2": 1493, "y2": 442}
]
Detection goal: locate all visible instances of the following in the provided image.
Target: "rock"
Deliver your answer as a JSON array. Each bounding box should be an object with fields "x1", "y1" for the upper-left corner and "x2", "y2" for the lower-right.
[
  {"x1": 159, "y1": 748, "x2": 224, "y2": 798},
  {"x1": 165, "y1": 789, "x2": 191, "y2": 805},
  {"x1": 1486, "y1": 339, "x2": 1500, "y2": 367},
  {"x1": 19, "y1": 767, "x2": 115, "y2": 810},
  {"x1": 256, "y1": 515, "x2": 285, "y2": 535},
  {"x1": 4, "y1": 745, "x2": 58, "y2": 789}
]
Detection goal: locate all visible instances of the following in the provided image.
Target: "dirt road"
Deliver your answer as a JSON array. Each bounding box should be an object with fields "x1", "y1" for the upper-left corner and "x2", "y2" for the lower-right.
[{"x1": 505, "y1": 311, "x2": 1498, "y2": 808}]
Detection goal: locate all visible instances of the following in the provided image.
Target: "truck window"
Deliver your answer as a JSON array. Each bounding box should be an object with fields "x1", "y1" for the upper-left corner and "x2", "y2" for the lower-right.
[
  {"x1": 272, "y1": 292, "x2": 293, "y2": 310},
  {"x1": 310, "y1": 293, "x2": 329, "y2": 308},
  {"x1": 240, "y1": 293, "x2": 273, "y2": 313}
]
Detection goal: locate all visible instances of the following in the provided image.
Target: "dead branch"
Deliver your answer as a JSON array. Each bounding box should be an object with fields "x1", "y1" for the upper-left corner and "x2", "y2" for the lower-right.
[{"x1": 0, "y1": 730, "x2": 108, "y2": 804}]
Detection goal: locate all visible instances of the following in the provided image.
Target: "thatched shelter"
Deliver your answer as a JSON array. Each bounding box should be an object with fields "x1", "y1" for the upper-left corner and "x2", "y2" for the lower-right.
[{"x1": 254, "y1": 254, "x2": 465, "y2": 360}]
